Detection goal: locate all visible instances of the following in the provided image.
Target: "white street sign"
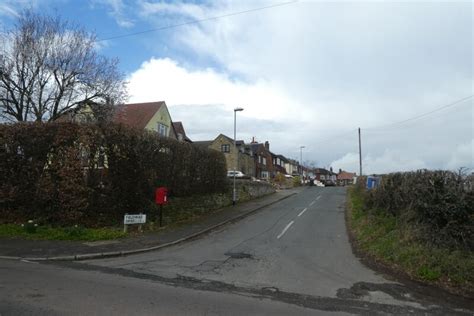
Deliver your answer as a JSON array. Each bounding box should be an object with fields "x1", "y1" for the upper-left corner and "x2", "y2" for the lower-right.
[{"x1": 124, "y1": 214, "x2": 146, "y2": 225}]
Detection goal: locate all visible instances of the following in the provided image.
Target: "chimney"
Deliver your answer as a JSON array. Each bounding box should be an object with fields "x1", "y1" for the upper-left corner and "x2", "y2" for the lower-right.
[
  {"x1": 339, "y1": 168, "x2": 342, "y2": 174},
  {"x1": 251, "y1": 137, "x2": 257, "y2": 144},
  {"x1": 330, "y1": 167, "x2": 333, "y2": 173},
  {"x1": 264, "y1": 141, "x2": 269, "y2": 150}
]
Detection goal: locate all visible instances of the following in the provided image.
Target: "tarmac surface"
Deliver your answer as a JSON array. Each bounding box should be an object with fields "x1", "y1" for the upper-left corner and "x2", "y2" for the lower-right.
[{"x1": 1, "y1": 187, "x2": 472, "y2": 315}]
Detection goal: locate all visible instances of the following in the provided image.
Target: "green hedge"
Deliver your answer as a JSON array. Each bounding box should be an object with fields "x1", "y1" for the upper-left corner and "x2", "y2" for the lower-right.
[
  {"x1": 0, "y1": 122, "x2": 227, "y2": 227},
  {"x1": 357, "y1": 171, "x2": 473, "y2": 251}
]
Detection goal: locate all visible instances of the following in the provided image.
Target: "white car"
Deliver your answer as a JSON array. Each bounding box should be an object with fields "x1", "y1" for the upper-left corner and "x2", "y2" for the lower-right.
[{"x1": 227, "y1": 171, "x2": 245, "y2": 178}]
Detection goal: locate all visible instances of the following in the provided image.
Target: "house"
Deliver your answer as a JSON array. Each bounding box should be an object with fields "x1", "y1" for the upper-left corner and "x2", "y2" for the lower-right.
[
  {"x1": 172, "y1": 121, "x2": 193, "y2": 143},
  {"x1": 59, "y1": 101, "x2": 189, "y2": 142},
  {"x1": 337, "y1": 169, "x2": 356, "y2": 186},
  {"x1": 113, "y1": 101, "x2": 177, "y2": 139},
  {"x1": 285, "y1": 159, "x2": 299, "y2": 176},
  {"x1": 194, "y1": 134, "x2": 255, "y2": 177},
  {"x1": 249, "y1": 139, "x2": 273, "y2": 180},
  {"x1": 314, "y1": 168, "x2": 336, "y2": 183},
  {"x1": 271, "y1": 154, "x2": 288, "y2": 177}
]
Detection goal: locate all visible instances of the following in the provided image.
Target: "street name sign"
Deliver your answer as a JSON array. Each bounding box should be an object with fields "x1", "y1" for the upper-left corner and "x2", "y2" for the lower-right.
[{"x1": 124, "y1": 214, "x2": 146, "y2": 225}]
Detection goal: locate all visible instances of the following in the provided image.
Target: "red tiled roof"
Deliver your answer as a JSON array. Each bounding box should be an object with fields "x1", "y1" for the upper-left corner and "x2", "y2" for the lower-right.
[
  {"x1": 113, "y1": 101, "x2": 165, "y2": 129},
  {"x1": 338, "y1": 171, "x2": 356, "y2": 180}
]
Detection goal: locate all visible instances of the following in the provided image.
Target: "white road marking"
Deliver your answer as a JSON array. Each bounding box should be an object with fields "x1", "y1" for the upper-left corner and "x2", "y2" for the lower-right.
[
  {"x1": 309, "y1": 201, "x2": 315, "y2": 206},
  {"x1": 316, "y1": 195, "x2": 321, "y2": 200},
  {"x1": 277, "y1": 221, "x2": 295, "y2": 239},
  {"x1": 298, "y1": 208, "x2": 308, "y2": 217}
]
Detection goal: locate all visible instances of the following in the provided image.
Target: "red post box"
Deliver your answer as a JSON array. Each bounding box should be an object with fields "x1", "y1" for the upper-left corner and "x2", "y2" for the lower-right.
[{"x1": 155, "y1": 187, "x2": 168, "y2": 205}]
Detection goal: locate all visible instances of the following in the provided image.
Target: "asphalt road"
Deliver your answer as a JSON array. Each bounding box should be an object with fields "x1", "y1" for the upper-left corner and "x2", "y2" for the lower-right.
[{"x1": 1, "y1": 187, "x2": 472, "y2": 315}]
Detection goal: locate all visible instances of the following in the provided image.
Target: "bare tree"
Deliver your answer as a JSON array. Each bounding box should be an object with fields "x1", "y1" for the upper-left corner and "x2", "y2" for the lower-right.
[{"x1": 0, "y1": 10, "x2": 127, "y2": 122}]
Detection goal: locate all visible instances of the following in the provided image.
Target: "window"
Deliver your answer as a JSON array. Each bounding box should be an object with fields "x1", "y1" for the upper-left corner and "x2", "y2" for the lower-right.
[
  {"x1": 221, "y1": 144, "x2": 230, "y2": 153},
  {"x1": 263, "y1": 157, "x2": 267, "y2": 165},
  {"x1": 157, "y1": 123, "x2": 168, "y2": 137}
]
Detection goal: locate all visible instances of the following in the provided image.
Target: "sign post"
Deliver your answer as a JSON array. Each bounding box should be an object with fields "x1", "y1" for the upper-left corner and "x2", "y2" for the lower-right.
[{"x1": 155, "y1": 187, "x2": 168, "y2": 227}]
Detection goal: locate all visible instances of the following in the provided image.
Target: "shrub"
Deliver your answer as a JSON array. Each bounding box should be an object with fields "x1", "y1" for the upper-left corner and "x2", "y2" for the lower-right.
[{"x1": 360, "y1": 171, "x2": 473, "y2": 251}]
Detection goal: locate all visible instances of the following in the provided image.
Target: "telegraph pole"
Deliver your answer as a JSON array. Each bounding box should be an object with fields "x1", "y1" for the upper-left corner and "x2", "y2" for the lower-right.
[{"x1": 358, "y1": 127, "x2": 362, "y2": 176}]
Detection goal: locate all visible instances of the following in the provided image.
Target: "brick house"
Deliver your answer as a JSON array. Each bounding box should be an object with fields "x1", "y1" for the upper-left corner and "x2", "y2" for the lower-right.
[
  {"x1": 249, "y1": 140, "x2": 273, "y2": 180},
  {"x1": 314, "y1": 168, "x2": 337, "y2": 183},
  {"x1": 272, "y1": 154, "x2": 288, "y2": 177}
]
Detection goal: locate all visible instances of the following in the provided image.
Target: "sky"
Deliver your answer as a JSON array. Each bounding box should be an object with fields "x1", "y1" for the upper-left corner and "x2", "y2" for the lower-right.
[{"x1": 0, "y1": 0, "x2": 472, "y2": 174}]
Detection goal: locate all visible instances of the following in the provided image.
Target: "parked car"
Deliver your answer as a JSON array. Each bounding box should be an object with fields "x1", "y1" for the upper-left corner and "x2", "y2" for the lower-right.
[
  {"x1": 325, "y1": 180, "x2": 336, "y2": 186},
  {"x1": 284, "y1": 174, "x2": 293, "y2": 179},
  {"x1": 314, "y1": 180, "x2": 325, "y2": 187},
  {"x1": 227, "y1": 171, "x2": 245, "y2": 178}
]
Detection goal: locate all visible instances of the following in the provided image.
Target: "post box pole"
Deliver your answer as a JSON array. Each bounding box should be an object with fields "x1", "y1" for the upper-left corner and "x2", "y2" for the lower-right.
[{"x1": 159, "y1": 204, "x2": 163, "y2": 227}]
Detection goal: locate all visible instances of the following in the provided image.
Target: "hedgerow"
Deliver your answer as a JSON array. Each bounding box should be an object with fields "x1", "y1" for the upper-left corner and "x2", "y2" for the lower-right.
[
  {"x1": 357, "y1": 170, "x2": 473, "y2": 251},
  {"x1": 0, "y1": 122, "x2": 227, "y2": 227}
]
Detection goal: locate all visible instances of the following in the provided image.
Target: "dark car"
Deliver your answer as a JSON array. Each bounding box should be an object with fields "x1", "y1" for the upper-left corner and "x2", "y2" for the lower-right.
[{"x1": 324, "y1": 180, "x2": 336, "y2": 186}]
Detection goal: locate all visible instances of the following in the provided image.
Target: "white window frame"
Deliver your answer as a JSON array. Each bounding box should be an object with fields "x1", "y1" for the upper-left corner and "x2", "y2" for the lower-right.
[{"x1": 157, "y1": 123, "x2": 168, "y2": 137}]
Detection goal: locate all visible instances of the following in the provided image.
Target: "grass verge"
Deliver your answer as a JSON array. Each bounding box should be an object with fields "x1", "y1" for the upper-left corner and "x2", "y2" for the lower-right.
[
  {"x1": 347, "y1": 187, "x2": 474, "y2": 297},
  {"x1": 0, "y1": 224, "x2": 126, "y2": 241}
]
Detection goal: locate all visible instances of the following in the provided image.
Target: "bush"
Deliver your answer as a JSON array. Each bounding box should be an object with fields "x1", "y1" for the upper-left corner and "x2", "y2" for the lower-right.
[
  {"x1": 358, "y1": 171, "x2": 473, "y2": 251},
  {"x1": 0, "y1": 122, "x2": 227, "y2": 227}
]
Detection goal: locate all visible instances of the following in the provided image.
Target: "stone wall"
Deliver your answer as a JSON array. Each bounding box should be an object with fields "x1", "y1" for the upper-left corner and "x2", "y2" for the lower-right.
[{"x1": 163, "y1": 180, "x2": 275, "y2": 225}]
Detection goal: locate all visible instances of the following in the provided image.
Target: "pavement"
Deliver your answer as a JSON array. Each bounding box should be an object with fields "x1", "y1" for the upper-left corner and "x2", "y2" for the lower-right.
[{"x1": 0, "y1": 188, "x2": 301, "y2": 261}]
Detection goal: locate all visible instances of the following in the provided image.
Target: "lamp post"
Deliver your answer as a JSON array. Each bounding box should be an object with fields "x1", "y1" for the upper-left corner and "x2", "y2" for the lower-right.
[
  {"x1": 299, "y1": 145, "x2": 305, "y2": 180},
  {"x1": 233, "y1": 107, "x2": 244, "y2": 206}
]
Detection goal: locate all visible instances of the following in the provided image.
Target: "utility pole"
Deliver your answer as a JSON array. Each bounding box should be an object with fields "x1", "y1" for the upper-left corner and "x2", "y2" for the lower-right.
[
  {"x1": 358, "y1": 127, "x2": 362, "y2": 176},
  {"x1": 299, "y1": 146, "x2": 305, "y2": 176}
]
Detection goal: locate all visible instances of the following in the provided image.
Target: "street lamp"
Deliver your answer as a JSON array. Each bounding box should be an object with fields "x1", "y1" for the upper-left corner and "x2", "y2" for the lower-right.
[
  {"x1": 300, "y1": 146, "x2": 305, "y2": 177},
  {"x1": 233, "y1": 107, "x2": 244, "y2": 206}
]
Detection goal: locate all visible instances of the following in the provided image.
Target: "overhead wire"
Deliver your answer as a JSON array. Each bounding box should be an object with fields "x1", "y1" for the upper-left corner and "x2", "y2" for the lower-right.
[
  {"x1": 364, "y1": 95, "x2": 473, "y2": 132},
  {"x1": 302, "y1": 95, "x2": 472, "y2": 147},
  {"x1": 95, "y1": 1, "x2": 299, "y2": 42}
]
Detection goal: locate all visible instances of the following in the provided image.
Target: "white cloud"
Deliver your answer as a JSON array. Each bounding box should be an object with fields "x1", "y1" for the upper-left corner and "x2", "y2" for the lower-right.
[
  {"x1": 92, "y1": 0, "x2": 134, "y2": 28},
  {"x1": 0, "y1": 3, "x2": 19, "y2": 18},
  {"x1": 127, "y1": 1, "x2": 473, "y2": 173},
  {"x1": 332, "y1": 150, "x2": 428, "y2": 175},
  {"x1": 445, "y1": 139, "x2": 474, "y2": 171},
  {"x1": 127, "y1": 57, "x2": 307, "y2": 122}
]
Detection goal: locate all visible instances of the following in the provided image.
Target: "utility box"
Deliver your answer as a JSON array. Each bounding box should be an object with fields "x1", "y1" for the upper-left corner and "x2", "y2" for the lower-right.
[{"x1": 155, "y1": 187, "x2": 168, "y2": 205}]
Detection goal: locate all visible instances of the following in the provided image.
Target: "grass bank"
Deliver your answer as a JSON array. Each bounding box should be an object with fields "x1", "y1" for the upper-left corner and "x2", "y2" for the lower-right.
[
  {"x1": 0, "y1": 224, "x2": 126, "y2": 241},
  {"x1": 347, "y1": 186, "x2": 474, "y2": 297}
]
